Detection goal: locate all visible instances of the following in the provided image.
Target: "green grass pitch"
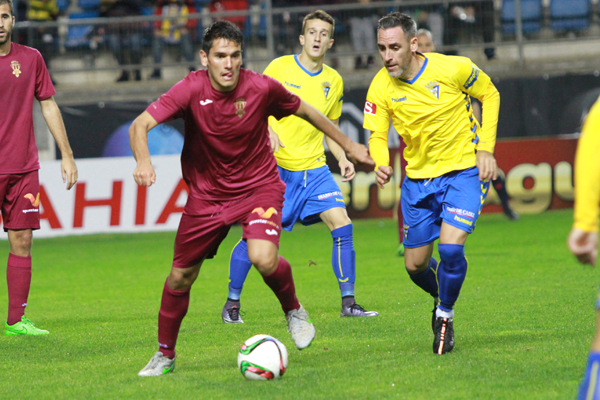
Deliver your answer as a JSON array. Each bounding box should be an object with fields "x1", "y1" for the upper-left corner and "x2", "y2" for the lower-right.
[{"x1": 0, "y1": 210, "x2": 596, "y2": 399}]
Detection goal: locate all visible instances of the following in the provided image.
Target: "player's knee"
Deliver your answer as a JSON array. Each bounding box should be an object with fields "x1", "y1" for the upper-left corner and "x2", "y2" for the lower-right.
[
  {"x1": 249, "y1": 251, "x2": 278, "y2": 275},
  {"x1": 405, "y1": 260, "x2": 429, "y2": 274},
  {"x1": 8, "y1": 229, "x2": 33, "y2": 256},
  {"x1": 168, "y1": 267, "x2": 199, "y2": 290},
  {"x1": 438, "y1": 243, "x2": 465, "y2": 263}
]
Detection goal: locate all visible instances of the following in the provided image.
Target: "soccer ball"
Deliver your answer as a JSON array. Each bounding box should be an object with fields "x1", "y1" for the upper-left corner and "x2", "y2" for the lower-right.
[{"x1": 237, "y1": 334, "x2": 288, "y2": 380}]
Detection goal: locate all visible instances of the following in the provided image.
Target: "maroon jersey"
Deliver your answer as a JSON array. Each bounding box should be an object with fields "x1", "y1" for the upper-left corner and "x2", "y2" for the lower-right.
[
  {"x1": 0, "y1": 43, "x2": 55, "y2": 174},
  {"x1": 147, "y1": 68, "x2": 301, "y2": 202}
]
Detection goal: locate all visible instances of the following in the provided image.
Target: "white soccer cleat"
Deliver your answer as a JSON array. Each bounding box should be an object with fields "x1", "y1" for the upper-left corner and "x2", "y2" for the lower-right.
[
  {"x1": 138, "y1": 352, "x2": 176, "y2": 377},
  {"x1": 286, "y1": 305, "x2": 315, "y2": 350},
  {"x1": 340, "y1": 303, "x2": 379, "y2": 317}
]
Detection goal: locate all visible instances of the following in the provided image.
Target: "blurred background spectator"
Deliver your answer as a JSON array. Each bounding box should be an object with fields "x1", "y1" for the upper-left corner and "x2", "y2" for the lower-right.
[
  {"x1": 100, "y1": 0, "x2": 146, "y2": 82},
  {"x1": 349, "y1": 0, "x2": 377, "y2": 70},
  {"x1": 209, "y1": 0, "x2": 248, "y2": 31},
  {"x1": 27, "y1": 0, "x2": 60, "y2": 82},
  {"x1": 150, "y1": 0, "x2": 198, "y2": 80},
  {"x1": 444, "y1": 0, "x2": 496, "y2": 60}
]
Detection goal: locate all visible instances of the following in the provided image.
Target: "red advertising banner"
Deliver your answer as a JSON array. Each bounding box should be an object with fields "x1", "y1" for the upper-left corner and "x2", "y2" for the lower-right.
[{"x1": 328, "y1": 136, "x2": 577, "y2": 219}]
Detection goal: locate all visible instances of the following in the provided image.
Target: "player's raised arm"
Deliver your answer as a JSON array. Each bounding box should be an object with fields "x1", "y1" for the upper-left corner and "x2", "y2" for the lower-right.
[
  {"x1": 129, "y1": 110, "x2": 159, "y2": 187},
  {"x1": 39, "y1": 96, "x2": 78, "y2": 190},
  {"x1": 294, "y1": 99, "x2": 374, "y2": 166}
]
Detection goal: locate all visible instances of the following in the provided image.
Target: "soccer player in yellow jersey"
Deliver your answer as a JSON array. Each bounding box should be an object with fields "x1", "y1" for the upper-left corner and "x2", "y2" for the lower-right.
[
  {"x1": 568, "y1": 98, "x2": 600, "y2": 399},
  {"x1": 364, "y1": 12, "x2": 500, "y2": 354},
  {"x1": 221, "y1": 10, "x2": 378, "y2": 323}
]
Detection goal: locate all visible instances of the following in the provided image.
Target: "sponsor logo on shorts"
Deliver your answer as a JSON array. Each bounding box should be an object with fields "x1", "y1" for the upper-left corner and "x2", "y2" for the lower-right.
[
  {"x1": 403, "y1": 224, "x2": 409, "y2": 240},
  {"x1": 249, "y1": 219, "x2": 280, "y2": 230},
  {"x1": 454, "y1": 215, "x2": 473, "y2": 226},
  {"x1": 446, "y1": 207, "x2": 475, "y2": 219},
  {"x1": 265, "y1": 229, "x2": 278, "y2": 236},
  {"x1": 318, "y1": 191, "x2": 342, "y2": 200},
  {"x1": 252, "y1": 207, "x2": 278, "y2": 218},
  {"x1": 364, "y1": 101, "x2": 377, "y2": 115},
  {"x1": 22, "y1": 209, "x2": 39, "y2": 214},
  {"x1": 25, "y1": 193, "x2": 40, "y2": 207}
]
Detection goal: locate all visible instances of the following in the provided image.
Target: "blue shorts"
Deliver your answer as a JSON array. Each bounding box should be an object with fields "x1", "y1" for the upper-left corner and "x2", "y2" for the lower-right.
[
  {"x1": 278, "y1": 165, "x2": 346, "y2": 231},
  {"x1": 401, "y1": 167, "x2": 490, "y2": 248}
]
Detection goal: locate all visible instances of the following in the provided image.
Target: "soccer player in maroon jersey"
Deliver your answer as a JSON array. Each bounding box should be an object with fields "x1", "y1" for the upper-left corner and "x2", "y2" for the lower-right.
[
  {"x1": 132, "y1": 20, "x2": 373, "y2": 376},
  {"x1": 0, "y1": 0, "x2": 78, "y2": 336}
]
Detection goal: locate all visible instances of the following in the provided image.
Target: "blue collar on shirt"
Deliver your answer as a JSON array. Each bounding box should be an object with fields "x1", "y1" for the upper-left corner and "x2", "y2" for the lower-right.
[{"x1": 399, "y1": 52, "x2": 428, "y2": 85}]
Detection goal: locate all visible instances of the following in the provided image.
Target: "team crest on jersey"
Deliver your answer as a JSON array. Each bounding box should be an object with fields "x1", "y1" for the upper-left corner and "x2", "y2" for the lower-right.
[
  {"x1": 426, "y1": 81, "x2": 440, "y2": 99},
  {"x1": 11, "y1": 61, "x2": 22, "y2": 78},
  {"x1": 234, "y1": 98, "x2": 246, "y2": 118},
  {"x1": 322, "y1": 81, "x2": 331, "y2": 98}
]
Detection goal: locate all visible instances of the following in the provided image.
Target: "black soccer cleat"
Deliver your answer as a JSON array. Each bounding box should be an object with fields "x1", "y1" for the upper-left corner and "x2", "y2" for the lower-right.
[
  {"x1": 431, "y1": 297, "x2": 440, "y2": 333},
  {"x1": 433, "y1": 316, "x2": 455, "y2": 355}
]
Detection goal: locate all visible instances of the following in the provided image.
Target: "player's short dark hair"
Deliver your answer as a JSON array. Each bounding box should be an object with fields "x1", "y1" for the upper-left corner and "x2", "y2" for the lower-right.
[
  {"x1": 202, "y1": 20, "x2": 244, "y2": 55},
  {"x1": 302, "y1": 10, "x2": 335, "y2": 38},
  {"x1": 377, "y1": 12, "x2": 417, "y2": 39},
  {"x1": 0, "y1": 0, "x2": 14, "y2": 16}
]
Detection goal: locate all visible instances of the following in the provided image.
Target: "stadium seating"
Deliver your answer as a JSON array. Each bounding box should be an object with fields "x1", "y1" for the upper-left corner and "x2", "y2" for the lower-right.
[
  {"x1": 64, "y1": 11, "x2": 99, "y2": 49},
  {"x1": 501, "y1": 0, "x2": 543, "y2": 34},
  {"x1": 78, "y1": 0, "x2": 100, "y2": 11},
  {"x1": 550, "y1": 0, "x2": 590, "y2": 32}
]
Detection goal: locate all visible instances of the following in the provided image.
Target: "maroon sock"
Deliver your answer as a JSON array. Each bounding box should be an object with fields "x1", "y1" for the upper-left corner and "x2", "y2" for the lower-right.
[
  {"x1": 157, "y1": 279, "x2": 190, "y2": 359},
  {"x1": 262, "y1": 256, "x2": 300, "y2": 314},
  {"x1": 6, "y1": 253, "x2": 32, "y2": 326}
]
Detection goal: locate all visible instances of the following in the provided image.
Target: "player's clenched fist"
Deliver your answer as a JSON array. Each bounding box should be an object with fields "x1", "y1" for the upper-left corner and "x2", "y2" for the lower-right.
[
  {"x1": 376, "y1": 166, "x2": 393, "y2": 189},
  {"x1": 134, "y1": 161, "x2": 156, "y2": 187}
]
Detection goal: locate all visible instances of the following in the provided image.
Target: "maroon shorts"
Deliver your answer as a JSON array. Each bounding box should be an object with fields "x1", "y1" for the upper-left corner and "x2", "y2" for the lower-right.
[
  {"x1": 173, "y1": 185, "x2": 285, "y2": 268},
  {"x1": 0, "y1": 171, "x2": 41, "y2": 232}
]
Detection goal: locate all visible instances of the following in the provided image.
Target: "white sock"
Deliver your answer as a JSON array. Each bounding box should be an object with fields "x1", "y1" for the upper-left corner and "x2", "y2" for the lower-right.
[{"x1": 436, "y1": 308, "x2": 454, "y2": 319}]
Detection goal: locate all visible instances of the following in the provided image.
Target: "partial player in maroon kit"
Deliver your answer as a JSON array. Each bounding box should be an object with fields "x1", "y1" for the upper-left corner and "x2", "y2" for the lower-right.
[
  {"x1": 0, "y1": 0, "x2": 78, "y2": 336},
  {"x1": 132, "y1": 20, "x2": 374, "y2": 376}
]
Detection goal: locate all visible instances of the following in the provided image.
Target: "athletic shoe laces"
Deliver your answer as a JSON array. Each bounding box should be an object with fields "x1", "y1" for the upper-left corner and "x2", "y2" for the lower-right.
[
  {"x1": 226, "y1": 307, "x2": 244, "y2": 321},
  {"x1": 349, "y1": 304, "x2": 367, "y2": 313}
]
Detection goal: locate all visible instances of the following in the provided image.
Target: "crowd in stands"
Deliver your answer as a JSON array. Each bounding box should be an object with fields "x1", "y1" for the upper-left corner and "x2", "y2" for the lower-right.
[{"x1": 11, "y1": 0, "x2": 599, "y2": 82}]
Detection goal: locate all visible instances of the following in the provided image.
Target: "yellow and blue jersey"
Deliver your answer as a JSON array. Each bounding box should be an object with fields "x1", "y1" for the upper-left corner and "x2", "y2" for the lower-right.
[
  {"x1": 364, "y1": 52, "x2": 499, "y2": 179},
  {"x1": 264, "y1": 55, "x2": 344, "y2": 171},
  {"x1": 574, "y1": 98, "x2": 600, "y2": 233}
]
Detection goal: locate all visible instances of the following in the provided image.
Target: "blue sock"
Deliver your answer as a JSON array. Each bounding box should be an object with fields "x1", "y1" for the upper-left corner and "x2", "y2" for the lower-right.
[
  {"x1": 579, "y1": 352, "x2": 600, "y2": 400},
  {"x1": 437, "y1": 244, "x2": 467, "y2": 312},
  {"x1": 331, "y1": 224, "x2": 355, "y2": 298},
  {"x1": 408, "y1": 258, "x2": 439, "y2": 297},
  {"x1": 227, "y1": 239, "x2": 252, "y2": 301}
]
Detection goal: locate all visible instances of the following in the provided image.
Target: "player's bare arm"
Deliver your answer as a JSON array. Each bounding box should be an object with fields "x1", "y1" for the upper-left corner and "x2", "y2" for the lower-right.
[
  {"x1": 294, "y1": 100, "x2": 374, "y2": 166},
  {"x1": 475, "y1": 150, "x2": 497, "y2": 181},
  {"x1": 268, "y1": 125, "x2": 284, "y2": 153},
  {"x1": 568, "y1": 228, "x2": 599, "y2": 266},
  {"x1": 324, "y1": 119, "x2": 355, "y2": 182},
  {"x1": 39, "y1": 97, "x2": 78, "y2": 190},
  {"x1": 129, "y1": 111, "x2": 158, "y2": 187}
]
